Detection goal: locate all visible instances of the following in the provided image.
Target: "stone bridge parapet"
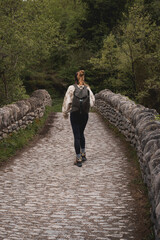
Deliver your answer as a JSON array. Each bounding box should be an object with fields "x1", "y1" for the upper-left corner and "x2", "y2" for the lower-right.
[
  {"x1": 0, "y1": 90, "x2": 52, "y2": 140},
  {"x1": 95, "y1": 89, "x2": 160, "y2": 240}
]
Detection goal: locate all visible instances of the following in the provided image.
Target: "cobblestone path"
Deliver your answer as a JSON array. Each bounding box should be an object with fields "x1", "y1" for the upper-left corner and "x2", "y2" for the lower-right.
[{"x1": 0, "y1": 113, "x2": 142, "y2": 240}]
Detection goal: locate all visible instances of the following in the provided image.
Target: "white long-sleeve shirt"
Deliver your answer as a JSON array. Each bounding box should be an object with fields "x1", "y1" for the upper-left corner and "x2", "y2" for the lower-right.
[{"x1": 62, "y1": 84, "x2": 95, "y2": 117}]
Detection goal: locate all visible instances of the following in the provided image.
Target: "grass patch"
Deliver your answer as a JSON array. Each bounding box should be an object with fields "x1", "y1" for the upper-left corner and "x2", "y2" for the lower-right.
[
  {"x1": 53, "y1": 97, "x2": 63, "y2": 112},
  {"x1": 0, "y1": 105, "x2": 54, "y2": 165}
]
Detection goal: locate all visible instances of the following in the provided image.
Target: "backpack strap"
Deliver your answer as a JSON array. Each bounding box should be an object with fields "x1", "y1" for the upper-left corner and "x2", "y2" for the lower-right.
[
  {"x1": 73, "y1": 84, "x2": 89, "y2": 98},
  {"x1": 73, "y1": 84, "x2": 79, "y2": 92},
  {"x1": 74, "y1": 84, "x2": 87, "y2": 90},
  {"x1": 73, "y1": 84, "x2": 79, "y2": 88}
]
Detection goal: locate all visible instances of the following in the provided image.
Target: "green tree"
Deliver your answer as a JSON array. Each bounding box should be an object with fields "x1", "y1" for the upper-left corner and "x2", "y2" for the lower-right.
[
  {"x1": 0, "y1": 0, "x2": 63, "y2": 105},
  {"x1": 89, "y1": 34, "x2": 120, "y2": 92},
  {"x1": 45, "y1": 0, "x2": 90, "y2": 86},
  {"x1": 115, "y1": 0, "x2": 160, "y2": 105},
  {"x1": 144, "y1": 0, "x2": 160, "y2": 25},
  {"x1": 80, "y1": 0, "x2": 128, "y2": 51},
  {"x1": 0, "y1": 0, "x2": 27, "y2": 104},
  {"x1": 89, "y1": 0, "x2": 160, "y2": 111}
]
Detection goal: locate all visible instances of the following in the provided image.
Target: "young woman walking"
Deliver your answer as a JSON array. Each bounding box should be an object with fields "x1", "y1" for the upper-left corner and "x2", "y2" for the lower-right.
[{"x1": 62, "y1": 70, "x2": 95, "y2": 167}]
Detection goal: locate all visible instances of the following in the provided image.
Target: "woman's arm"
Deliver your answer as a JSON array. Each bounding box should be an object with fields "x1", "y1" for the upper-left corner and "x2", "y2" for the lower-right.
[
  {"x1": 62, "y1": 85, "x2": 75, "y2": 118},
  {"x1": 87, "y1": 87, "x2": 95, "y2": 107}
]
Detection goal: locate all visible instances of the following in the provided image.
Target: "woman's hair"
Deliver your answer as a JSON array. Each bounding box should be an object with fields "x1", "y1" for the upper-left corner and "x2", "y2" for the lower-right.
[{"x1": 75, "y1": 70, "x2": 88, "y2": 86}]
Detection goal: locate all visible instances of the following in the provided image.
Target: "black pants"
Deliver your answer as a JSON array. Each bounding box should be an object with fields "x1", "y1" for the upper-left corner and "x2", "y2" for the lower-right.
[{"x1": 70, "y1": 111, "x2": 88, "y2": 154}]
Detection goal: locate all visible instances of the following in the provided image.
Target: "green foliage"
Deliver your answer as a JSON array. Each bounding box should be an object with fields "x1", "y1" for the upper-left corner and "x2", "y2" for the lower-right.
[
  {"x1": 80, "y1": 0, "x2": 128, "y2": 51},
  {"x1": 49, "y1": 0, "x2": 86, "y2": 43},
  {"x1": 89, "y1": 34, "x2": 120, "y2": 92},
  {"x1": 21, "y1": 0, "x2": 89, "y2": 96},
  {"x1": 53, "y1": 98, "x2": 63, "y2": 112},
  {"x1": 45, "y1": 0, "x2": 129, "y2": 92},
  {"x1": 144, "y1": 0, "x2": 160, "y2": 25},
  {"x1": 0, "y1": 0, "x2": 63, "y2": 105},
  {"x1": 0, "y1": 0, "x2": 131, "y2": 105},
  {"x1": 1, "y1": 0, "x2": 160, "y2": 112},
  {"x1": 0, "y1": 0, "x2": 28, "y2": 104},
  {"x1": 155, "y1": 115, "x2": 160, "y2": 121},
  {"x1": 89, "y1": 0, "x2": 160, "y2": 111},
  {"x1": 117, "y1": 0, "x2": 160, "y2": 108}
]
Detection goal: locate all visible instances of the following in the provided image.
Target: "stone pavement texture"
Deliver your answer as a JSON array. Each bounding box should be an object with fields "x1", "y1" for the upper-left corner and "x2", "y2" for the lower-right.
[{"x1": 0, "y1": 112, "x2": 141, "y2": 240}]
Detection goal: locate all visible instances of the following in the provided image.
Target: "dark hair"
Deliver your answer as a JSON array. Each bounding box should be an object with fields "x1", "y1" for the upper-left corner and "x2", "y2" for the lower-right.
[
  {"x1": 75, "y1": 70, "x2": 85, "y2": 84},
  {"x1": 75, "y1": 72, "x2": 78, "y2": 83}
]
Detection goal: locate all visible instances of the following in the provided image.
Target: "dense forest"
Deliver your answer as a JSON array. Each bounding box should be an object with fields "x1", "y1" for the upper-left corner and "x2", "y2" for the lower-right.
[{"x1": 0, "y1": 0, "x2": 160, "y2": 111}]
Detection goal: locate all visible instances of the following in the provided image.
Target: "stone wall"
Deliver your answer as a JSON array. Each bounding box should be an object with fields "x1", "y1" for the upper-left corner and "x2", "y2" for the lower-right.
[
  {"x1": 95, "y1": 89, "x2": 160, "y2": 240},
  {"x1": 0, "y1": 90, "x2": 52, "y2": 140}
]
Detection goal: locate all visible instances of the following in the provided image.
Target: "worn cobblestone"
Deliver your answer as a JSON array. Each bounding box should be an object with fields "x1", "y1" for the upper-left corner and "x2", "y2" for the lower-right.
[{"x1": 0, "y1": 113, "x2": 142, "y2": 239}]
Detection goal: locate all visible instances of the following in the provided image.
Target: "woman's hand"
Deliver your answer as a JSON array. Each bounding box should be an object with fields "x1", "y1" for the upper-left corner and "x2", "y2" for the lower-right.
[{"x1": 63, "y1": 113, "x2": 68, "y2": 119}]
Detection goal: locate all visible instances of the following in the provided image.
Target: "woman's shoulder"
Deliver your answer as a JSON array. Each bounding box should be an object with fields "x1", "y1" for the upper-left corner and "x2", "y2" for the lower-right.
[
  {"x1": 67, "y1": 84, "x2": 91, "y2": 91},
  {"x1": 67, "y1": 85, "x2": 75, "y2": 91},
  {"x1": 86, "y1": 85, "x2": 91, "y2": 90}
]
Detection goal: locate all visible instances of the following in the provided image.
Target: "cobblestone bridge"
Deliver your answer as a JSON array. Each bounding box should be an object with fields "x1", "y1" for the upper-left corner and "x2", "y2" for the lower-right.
[{"x1": 0, "y1": 113, "x2": 149, "y2": 240}]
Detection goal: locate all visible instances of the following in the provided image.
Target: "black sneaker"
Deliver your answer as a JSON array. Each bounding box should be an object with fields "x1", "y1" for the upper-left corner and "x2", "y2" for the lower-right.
[
  {"x1": 74, "y1": 157, "x2": 82, "y2": 167},
  {"x1": 81, "y1": 153, "x2": 87, "y2": 162}
]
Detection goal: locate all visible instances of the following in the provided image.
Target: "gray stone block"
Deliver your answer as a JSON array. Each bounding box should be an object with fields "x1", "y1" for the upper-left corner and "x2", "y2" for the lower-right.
[
  {"x1": 3, "y1": 128, "x2": 8, "y2": 133},
  {"x1": 5, "y1": 104, "x2": 20, "y2": 122},
  {"x1": 18, "y1": 120, "x2": 23, "y2": 126},
  {"x1": 2, "y1": 133, "x2": 8, "y2": 138},
  {"x1": 11, "y1": 123, "x2": 18, "y2": 130},
  {"x1": 141, "y1": 132, "x2": 160, "y2": 151},
  {"x1": 32, "y1": 89, "x2": 52, "y2": 106},
  {"x1": 144, "y1": 139, "x2": 160, "y2": 157},
  {"x1": 15, "y1": 100, "x2": 31, "y2": 118},
  {"x1": 137, "y1": 121, "x2": 160, "y2": 141},
  {"x1": 149, "y1": 158, "x2": 160, "y2": 173}
]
